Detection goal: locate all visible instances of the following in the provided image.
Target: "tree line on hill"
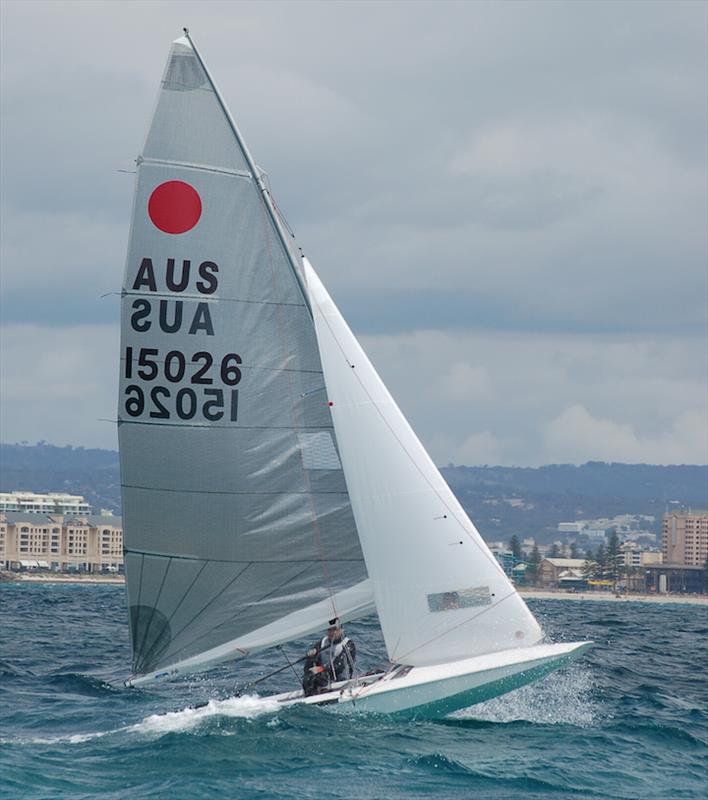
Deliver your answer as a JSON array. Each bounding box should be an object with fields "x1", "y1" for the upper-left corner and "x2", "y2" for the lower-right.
[{"x1": 1, "y1": 443, "x2": 706, "y2": 539}]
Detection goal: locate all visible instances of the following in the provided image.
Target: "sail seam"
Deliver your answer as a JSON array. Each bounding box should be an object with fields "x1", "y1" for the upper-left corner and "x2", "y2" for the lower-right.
[
  {"x1": 122, "y1": 290, "x2": 305, "y2": 309},
  {"x1": 119, "y1": 351, "x2": 324, "y2": 376},
  {"x1": 124, "y1": 548, "x2": 364, "y2": 563},
  {"x1": 139, "y1": 156, "x2": 252, "y2": 179},
  {"x1": 117, "y1": 420, "x2": 337, "y2": 430},
  {"x1": 122, "y1": 484, "x2": 348, "y2": 496},
  {"x1": 130, "y1": 553, "x2": 145, "y2": 671}
]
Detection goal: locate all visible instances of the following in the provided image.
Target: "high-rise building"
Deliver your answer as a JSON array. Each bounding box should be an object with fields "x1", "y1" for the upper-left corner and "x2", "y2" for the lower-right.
[{"x1": 662, "y1": 511, "x2": 708, "y2": 567}]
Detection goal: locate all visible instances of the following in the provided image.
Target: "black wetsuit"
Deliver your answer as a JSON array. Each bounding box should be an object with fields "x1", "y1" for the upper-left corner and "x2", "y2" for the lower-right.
[{"x1": 301, "y1": 635, "x2": 356, "y2": 696}]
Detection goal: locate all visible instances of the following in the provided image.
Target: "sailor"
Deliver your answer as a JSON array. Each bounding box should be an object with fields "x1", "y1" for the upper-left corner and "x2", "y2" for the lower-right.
[{"x1": 306, "y1": 618, "x2": 356, "y2": 685}]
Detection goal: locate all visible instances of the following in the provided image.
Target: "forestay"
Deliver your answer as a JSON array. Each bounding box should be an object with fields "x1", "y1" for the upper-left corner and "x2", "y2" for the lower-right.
[
  {"x1": 119, "y1": 36, "x2": 371, "y2": 684},
  {"x1": 305, "y1": 259, "x2": 543, "y2": 667}
]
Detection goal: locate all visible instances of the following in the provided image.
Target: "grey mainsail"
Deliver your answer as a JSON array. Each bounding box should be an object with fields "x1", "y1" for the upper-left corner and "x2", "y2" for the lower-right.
[{"x1": 119, "y1": 35, "x2": 370, "y2": 684}]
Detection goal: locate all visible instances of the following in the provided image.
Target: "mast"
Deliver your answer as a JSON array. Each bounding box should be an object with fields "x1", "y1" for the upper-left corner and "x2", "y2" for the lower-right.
[{"x1": 182, "y1": 28, "x2": 312, "y2": 316}]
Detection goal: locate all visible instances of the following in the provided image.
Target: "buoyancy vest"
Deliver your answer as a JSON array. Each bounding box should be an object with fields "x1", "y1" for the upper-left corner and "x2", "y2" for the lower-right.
[{"x1": 319, "y1": 635, "x2": 355, "y2": 681}]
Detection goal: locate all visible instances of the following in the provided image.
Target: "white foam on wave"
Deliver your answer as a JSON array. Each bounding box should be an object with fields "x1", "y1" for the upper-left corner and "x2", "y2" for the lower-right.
[
  {"x1": 126, "y1": 694, "x2": 281, "y2": 737},
  {"x1": 453, "y1": 666, "x2": 598, "y2": 727},
  {"x1": 2, "y1": 694, "x2": 281, "y2": 746},
  {"x1": 1, "y1": 729, "x2": 113, "y2": 746}
]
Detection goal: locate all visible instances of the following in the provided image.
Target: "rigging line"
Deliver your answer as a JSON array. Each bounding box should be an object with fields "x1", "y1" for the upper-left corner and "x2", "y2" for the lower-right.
[
  {"x1": 130, "y1": 554, "x2": 146, "y2": 669},
  {"x1": 268, "y1": 191, "x2": 296, "y2": 238},
  {"x1": 136, "y1": 557, "x2": 173, "y2": 670},
  {"x1": 121, "y1": 484, "x2": 348, "y2": 496},
  {"x1": 138, "y1": 156, "x2": 251, "y2": 179},
  {"x1": 277, "y1": 645, "x2": 301, "y2": 686},
  {"x1": 159, "y1": 562, "x2": 255, "y2": 658},
  {"x1": 122, "y1": 290, "x2": 304, "y2": 309},
  {"x1": 183, "y1": 29, "x2": 312, "y2": 317},
  {"x1": 258, "y1": 180, "x2": 338, "y2": 621},
  {"x1": 235, "y1": 640, "x2": 337, "y2": 695},
  {"x1": 123, "y1": 548, "x2": 365, "y2": 564},
  {"x1": 138, "y1": 560, "x2": 210, "y2": 670},
  {"x1": 395, "y1": 590, "x2": 520, "y2": 665},
  {"x1": 119, "y1": 352, "x2": 324, "y2": 377},
  {"x1": 163, "y1": 562, "x2": 319, "y2": 664},
  {"x1": 185, "y1": 24, "x2": 337, "y2": 615},
  {"x1": 315, "y1": 304, "x2": 509, "y2": 582},
  {"x1": 117, "y1": 420, "x2": 336, "y2": 431}
]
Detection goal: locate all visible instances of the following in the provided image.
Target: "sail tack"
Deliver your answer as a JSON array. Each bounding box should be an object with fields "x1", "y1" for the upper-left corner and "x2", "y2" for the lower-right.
[
  {"x1": 119, "y1": 37, "x2": 369, "y2": 680},
  {"x1": 305, "y1": 259, "x2": 543, "y2": 667}
]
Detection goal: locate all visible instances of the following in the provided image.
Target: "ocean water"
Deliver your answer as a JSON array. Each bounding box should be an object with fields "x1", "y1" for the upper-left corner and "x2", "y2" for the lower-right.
[{"x1": 1, "y1": 585, "x2": 706, "y2": 800}]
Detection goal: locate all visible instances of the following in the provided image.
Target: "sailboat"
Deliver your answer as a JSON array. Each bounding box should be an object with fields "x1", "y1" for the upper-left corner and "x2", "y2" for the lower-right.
[{"x1": 118, "y1": 31, "x2": 590, "y2": 717}]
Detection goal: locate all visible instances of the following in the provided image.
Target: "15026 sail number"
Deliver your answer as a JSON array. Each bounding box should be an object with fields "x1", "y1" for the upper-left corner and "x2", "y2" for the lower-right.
[{"x1": 123, "y1": 347, "x2": 241, "y2": 421}]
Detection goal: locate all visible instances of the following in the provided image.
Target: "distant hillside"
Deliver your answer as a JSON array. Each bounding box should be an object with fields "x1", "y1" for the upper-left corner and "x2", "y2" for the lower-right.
[
  {"x1": 0, "y1": 443, "x2": 121, "y2": 515},
  {"x1": 1, "y1": 443, "x2": 705, "y2": 539},
  {"x1": 440, "y1": 462, "x2": 707, "y2": 540}
]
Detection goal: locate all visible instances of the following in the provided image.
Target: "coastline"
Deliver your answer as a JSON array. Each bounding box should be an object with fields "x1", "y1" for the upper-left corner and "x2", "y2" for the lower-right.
[
  {"x1": 519, "y1": 589, "x2": 708, "y2": 605},
  {"x1": 1, "y1": 573, "x2": 125, "y2": 586},
  {"x1": 2, "y1": 573, "x2": 706, "y2": 604}
]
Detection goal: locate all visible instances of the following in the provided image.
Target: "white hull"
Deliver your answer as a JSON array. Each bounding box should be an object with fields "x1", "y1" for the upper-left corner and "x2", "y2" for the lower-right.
[{"x1": 272, "y1": 640, "x2": 591, "y2": 718}]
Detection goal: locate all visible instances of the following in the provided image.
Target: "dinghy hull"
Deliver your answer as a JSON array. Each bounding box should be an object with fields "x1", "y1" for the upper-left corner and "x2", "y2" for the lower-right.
[{"x1": 275, "y1": 641, "x2": 591, "y2": 719}]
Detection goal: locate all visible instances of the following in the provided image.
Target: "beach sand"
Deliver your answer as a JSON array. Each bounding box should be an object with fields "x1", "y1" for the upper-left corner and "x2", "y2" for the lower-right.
[
  {"x1": 3, "y1": 573, "x2": 705, "y2": 603},
  {"x1": 519, "y1": 589, "x2": 708, "y2": 605}
]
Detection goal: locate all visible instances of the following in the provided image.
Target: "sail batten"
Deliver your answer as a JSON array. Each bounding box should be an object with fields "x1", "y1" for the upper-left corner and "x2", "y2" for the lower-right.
[{"x1": 119, "y1": 37, "x2": 370, "y2": 682}]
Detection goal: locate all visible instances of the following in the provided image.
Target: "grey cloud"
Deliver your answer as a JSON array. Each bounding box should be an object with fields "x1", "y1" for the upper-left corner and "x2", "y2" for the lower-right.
[{"x1": 1, "y1": 0, "x2": 705, "y2": 464}]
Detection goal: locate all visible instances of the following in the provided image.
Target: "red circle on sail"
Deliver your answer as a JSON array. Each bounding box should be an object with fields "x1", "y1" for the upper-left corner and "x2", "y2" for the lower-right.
[{"x1": 148, "y1": 181, "x2": 202, "y2": 234}]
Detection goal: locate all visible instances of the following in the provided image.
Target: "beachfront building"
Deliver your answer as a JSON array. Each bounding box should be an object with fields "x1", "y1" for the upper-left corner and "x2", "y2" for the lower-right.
[
  {"x1": 0, "y1": 492, "x2": 92, "y2": 516},
  {"x1": 0, "y1": 512, "x2": 123, "y2": 573},
  {"x1": 644, "y1": 564, "x2": 705, "y2": 595},
  {"x1": 662, "y1": 511, "x2": 708, "y2": 567},
  {"x1": 620, "y1": 542, "x2": 663, "y2": 568},
  {"x1": 539, "y1": 558, "x2": 586, "y2": 589}
]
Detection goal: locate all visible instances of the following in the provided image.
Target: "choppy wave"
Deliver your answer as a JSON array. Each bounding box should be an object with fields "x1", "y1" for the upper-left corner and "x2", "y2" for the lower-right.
[
  {"x1": 1, "y1": 587, "x2": 707, "y2": 800},
  {"x1": 1, "y1": 694, "x2": 283, "y2": 746},
  {"x1": 127, "y1": 694, "x2": 283, "y2": 736},
  {"x1": 451, "y1": 665, "x2": 598, "y2": 727}
]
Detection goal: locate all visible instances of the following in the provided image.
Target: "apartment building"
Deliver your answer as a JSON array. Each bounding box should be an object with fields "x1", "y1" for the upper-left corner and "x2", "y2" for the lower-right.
[
  {"x1": 0, "y1": 512, "x2": 123, "y2": 572},
  {"x1": 662, "y1": 511, "x2": 708, "y2": 567},
  {"x1": 0, "y1": 491, "x2": 92, "y2": 516}
]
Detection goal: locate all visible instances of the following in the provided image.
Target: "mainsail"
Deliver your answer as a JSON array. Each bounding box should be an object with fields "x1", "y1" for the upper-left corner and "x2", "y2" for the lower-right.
[
  {"x1": 305, "y1": 259, "x2": 543, "y2": 667},
  {"x1": 119, "y1": 35, "x2": 371, "y2": 685}
]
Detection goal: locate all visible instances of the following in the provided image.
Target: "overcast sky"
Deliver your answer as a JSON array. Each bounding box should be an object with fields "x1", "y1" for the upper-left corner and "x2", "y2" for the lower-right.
[{"x1": 1, "y1": 0, "x2": 706, "y2": 465}]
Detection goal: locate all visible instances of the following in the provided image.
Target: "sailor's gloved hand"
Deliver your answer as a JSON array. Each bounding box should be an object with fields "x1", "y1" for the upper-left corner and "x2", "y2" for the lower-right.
[
  {"x1": 306, "y1": 648, "x2": 318, "y2": 658},
  {"x1": 308, "y1": 665, "x2": 325, "y2": 674}
]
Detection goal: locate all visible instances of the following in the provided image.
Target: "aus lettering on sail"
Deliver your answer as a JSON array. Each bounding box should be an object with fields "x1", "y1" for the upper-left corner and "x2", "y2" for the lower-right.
[
  {"x1": 121, "y1": 175, "x2": 243, "y2": 426},
  {"x1": 129, "y1": 257, "x2": 218, "y2": 335}
]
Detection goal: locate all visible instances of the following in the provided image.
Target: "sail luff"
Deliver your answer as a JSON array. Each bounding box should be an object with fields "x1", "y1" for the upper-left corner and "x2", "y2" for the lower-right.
[{"x1": 182, "y1": 30, "x2": 311, "y2": 316}]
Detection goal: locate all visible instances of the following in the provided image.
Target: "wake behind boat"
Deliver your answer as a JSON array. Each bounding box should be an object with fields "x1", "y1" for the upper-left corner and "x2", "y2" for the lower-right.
[{"x1": 118, "y1": 30, "x2": 590, "y2": 716}]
